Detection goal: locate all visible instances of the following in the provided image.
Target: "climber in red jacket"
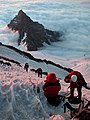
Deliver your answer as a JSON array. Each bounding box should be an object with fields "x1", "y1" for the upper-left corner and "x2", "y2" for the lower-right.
[
  {"x1": 64, "y1": 70, "x2": 87, "y2": 101},
  {"x1": 43, "y1": 72, "x2": 61, "y2": 106}
]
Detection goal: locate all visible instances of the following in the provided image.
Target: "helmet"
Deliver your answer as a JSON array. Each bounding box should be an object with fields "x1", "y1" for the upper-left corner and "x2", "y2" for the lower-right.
[
  {"x1": 71, "y1": 75, "x2": 77, "y2": 82},
  {"x1": 45, "y1": 72, "x2": 57, "y2": 83}
]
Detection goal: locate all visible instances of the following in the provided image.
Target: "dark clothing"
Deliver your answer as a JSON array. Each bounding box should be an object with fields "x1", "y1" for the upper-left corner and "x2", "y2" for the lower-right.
[
  {"x1": 47, "y1": 95, "x2": 61, "y2": 107},
  {"x1": 64, "y1": 102, "x2": 75, "y2": 113},
  {"x1": 36, "y1": 68, "x2": 42, "y2": 78},
  {"x1": 70, "y1": 87, "x2": 82, "y2": 100},
  {"x1": 24, "y1": 63, "x2": 29, "y2": 72},
  {"x1": 64, "y1": 101, "x2": 90, "y2": 118}
]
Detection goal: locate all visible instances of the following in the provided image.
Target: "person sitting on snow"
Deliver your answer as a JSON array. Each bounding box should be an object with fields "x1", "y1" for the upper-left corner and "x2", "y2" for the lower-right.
[
  {"x1": 64, "y1": 70, "x2": 87, "y2": 103},
  {"x1": 43, "y1": 72, "x2": 61, "y2": 107}
]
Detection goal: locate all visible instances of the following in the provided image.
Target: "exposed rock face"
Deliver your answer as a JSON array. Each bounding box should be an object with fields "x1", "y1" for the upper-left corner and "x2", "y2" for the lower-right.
[{"x1": 8, "y1": 10, "x2": 61, "y2": 51}]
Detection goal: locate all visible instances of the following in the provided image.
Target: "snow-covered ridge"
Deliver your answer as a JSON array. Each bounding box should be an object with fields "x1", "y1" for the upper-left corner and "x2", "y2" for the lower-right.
[
  {"x1": 0, "y1": 54, "x2": 70, "y2": 120},
  {"x1": 0, "y1": 0, "x2": 90, "y2": 119},
  {"x1": 0, "y1": 63, "x2": 48, "y2": 120},
  {"x1": 0, "y1": 43, "x2": 71, "y2": 78},
  {"x1": 0, "y1": 43, "x2": 90, "y2": 120},
  {"x1": 0, "y1": 52, "x2": 90, "y2": 120}
]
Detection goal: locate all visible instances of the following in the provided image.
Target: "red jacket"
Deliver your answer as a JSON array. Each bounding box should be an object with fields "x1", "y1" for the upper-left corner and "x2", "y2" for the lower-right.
[
  {"x1": 43, "y1": 73, "x2": 61, "y2": 97},
  {"x1": 64, "y1": 71, "x2": 86, "y2": 88}
]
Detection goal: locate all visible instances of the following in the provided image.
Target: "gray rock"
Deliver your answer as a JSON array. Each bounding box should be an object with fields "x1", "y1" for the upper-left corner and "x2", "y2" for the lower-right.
[{"x1": 8, "y1": 10, "x2": 61, "y2": 51}]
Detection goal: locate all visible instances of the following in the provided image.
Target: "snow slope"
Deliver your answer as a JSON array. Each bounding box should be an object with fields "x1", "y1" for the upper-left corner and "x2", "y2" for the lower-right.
[
  {"x1": 0, "y1": 45, "x2": 90, "y2": 120},
  {"x1": 0, "y1": 0, "x2": 90, "y2": 119}
]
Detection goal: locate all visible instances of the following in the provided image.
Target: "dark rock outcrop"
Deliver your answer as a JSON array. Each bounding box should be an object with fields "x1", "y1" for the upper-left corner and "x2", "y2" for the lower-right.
[{"x1": 8, "y1": 10, "x2": 61, "y2": 51}]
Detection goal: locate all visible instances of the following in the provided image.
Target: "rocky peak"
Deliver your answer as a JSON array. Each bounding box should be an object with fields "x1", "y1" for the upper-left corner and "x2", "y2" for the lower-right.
[
  {"x1": 17, "y1": 10, "x2": 33, "y2": 23},
  {"x1": 7, "y1": 10, "x2": 61, "y2": 51},
  {"x1": 18, "y1": 10, "x2": 25, "y2": 17},
  {"x1": 18, "y1": 10, "x2": 25, "y2": 16}
]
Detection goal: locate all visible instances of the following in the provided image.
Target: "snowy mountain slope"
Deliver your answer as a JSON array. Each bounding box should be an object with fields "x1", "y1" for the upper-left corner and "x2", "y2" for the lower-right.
[
  {"x1": 0, "y1": 43, "x2": 90, "y2": 120},
  {"x1": 0, "y1": 62, "x2": 70, "y2": 120},
  {"x1": 0, "y1": 45, "x2": 70, "y2": 120},
  {"x1": 0, "y1": 43, "x2": 90, "y2": 93},
  {"x1": 0, "y1": 43, "x2": 70, "y2": 79},
  {"x1": 0, "y1": 0, "x2": 90, "y2": 119}
]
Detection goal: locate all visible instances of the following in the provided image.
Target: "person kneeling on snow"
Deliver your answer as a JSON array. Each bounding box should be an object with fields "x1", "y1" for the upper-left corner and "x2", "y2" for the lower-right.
[
  {"x1": 64, "y1": 70, "x2": 87, "y2": 102},
  {"x1": 43, "y1": 72, "x2": 61, "y2": 107}
]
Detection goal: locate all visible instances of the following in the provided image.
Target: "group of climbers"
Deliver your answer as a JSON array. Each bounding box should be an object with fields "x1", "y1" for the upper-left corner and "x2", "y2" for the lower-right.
[
  {"x1": 24, "y1": 63, "x2": 42, "y2": 78},
  {"x1": 24, "y1": 63, "x2": 89, "y2": 105},
  {"x1": 43, "y1": 70, "x2": 90, "y2": 119},
  {"x1": 24, "y1": 63, "x2": 89, "y2": 107},
  {"x1": 43, "y1": 70, "x2": 88, "y2": 106},
  {"x1": 24, "y1": 62, "x2": 90, "y2": 119}
]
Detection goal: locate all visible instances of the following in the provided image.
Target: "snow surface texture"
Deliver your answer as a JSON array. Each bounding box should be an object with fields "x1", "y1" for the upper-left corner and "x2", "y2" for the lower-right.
[
  {"x1": 0, "y1": 46, "x2": 90, "y2": 120},
  {"x1": 0, "y1": 0, "x2": 90, "y2": 120},
  {"x1": 0, "y1": 61, "x2": 69, "y2": 120}
]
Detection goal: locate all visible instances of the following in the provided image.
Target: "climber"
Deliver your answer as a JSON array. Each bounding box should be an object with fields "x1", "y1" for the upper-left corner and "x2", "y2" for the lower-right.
[
  {"x1": 64, "y1": 70, "x2": 87, "y2": 103},
  {"x1": 24, "y1": 63, "x2": 29, "y2": 72},
  {"x1": 43, "y1": 72, "x2": 61, "y2": 107}
]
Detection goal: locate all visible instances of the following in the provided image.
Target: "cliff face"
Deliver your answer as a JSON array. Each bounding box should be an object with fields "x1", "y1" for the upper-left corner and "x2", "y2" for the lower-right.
[{"x1": 8, "y1": 10, "x2": 60, "y2": 51}]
